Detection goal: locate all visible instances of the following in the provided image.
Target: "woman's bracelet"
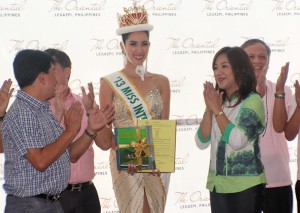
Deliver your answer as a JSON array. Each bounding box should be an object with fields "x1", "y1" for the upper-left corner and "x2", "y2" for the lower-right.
[
  {"x1": 84, "y1": 128, "x2": 97, "y2": 139},
  {"x1": 274, "y1": 93, "x2": 285, "y2": 99},
  {"x1": 215, "y1": 111, "x2": 224, "y2": 118}
]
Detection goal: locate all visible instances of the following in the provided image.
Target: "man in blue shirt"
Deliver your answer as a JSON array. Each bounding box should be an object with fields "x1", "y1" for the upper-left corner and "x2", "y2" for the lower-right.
[{"x1": 2, "y1": 49, "x2": 114, "y2": 213}]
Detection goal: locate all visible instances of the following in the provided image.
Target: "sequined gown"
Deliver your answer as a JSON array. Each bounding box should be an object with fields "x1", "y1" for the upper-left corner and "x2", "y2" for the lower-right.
[{"x1": 110, "y1": 86, "x2": 170, "y2": 213}]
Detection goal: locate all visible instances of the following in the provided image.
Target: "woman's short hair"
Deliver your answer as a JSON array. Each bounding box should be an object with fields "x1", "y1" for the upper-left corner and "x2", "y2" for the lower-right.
[{"x1": 213, "y1": 46, "x2": 257, "y2": 105}]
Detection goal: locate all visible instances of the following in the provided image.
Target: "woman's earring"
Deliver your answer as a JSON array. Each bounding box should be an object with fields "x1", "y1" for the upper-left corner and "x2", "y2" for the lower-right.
[{"x1": 145, "y1": 57, "x2": 148, "y2": 73}]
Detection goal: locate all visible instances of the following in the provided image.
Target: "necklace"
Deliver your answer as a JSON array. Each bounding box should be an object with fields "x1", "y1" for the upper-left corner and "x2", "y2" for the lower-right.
[{"x1": 123, "y1": 66, "x2": 147, "y2": 81}]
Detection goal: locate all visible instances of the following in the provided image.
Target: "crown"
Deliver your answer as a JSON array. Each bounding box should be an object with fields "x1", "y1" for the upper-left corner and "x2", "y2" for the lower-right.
[{"x1": 116, "y1": 2, "x2": 153, "y2": 35}]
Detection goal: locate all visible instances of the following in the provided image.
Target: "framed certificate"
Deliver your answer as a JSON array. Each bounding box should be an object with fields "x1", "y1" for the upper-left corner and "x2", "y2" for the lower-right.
[
  {"x1": 138, "y1": 119, "x2": 177, "y2": 173},
  {"x1": 114, "y1": 126, "x2": 156, "y2": 171}
]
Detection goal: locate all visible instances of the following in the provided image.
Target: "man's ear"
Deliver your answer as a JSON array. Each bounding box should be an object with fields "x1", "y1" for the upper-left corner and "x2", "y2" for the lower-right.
[
  {"x1": 38, "y1": 72, "x2": 46, "y2": 85},
  {"x1": 65, "y1": 67, "x2": 71, "y2": 79}
]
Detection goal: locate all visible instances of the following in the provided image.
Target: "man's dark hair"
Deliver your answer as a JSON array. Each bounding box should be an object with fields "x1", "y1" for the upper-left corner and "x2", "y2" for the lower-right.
[
  {"x1": 44, "y1": 48, "x2": 72, "y2": 68},
  {"x1": 13, "y1": 49, "x2": 54, "y2": 89}
]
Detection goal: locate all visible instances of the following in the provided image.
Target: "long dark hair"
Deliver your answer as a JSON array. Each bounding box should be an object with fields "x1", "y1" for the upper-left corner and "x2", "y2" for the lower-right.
[{"x1": 212, "y1": 46, "x2": 257, "y2": 106}]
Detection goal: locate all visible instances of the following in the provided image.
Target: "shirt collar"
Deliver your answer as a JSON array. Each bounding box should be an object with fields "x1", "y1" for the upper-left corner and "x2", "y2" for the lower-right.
[
  {"x1": 225, "y1": 93, "x2": 239, "y2": 102},
  {"x1": 17, "y1": 90, "x2": 50, "y2": 110}
]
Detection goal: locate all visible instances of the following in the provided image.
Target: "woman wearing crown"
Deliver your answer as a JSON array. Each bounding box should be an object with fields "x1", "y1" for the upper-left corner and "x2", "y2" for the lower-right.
[{"x1": 97, "y1": 2, "x2": 171, "y2": 213}]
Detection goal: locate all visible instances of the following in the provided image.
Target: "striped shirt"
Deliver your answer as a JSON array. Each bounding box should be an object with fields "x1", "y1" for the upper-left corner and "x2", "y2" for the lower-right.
[{"x1": 2, "y1": 90, "x2": 70, "y2": 197}]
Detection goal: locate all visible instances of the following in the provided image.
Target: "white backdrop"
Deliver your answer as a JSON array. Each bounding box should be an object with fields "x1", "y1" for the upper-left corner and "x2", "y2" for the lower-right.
[{"x1": 0, "y1": 0, "x2": 300, "y2": 212}]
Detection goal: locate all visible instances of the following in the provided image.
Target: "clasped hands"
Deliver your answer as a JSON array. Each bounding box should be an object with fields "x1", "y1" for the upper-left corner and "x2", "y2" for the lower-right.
[{"x1": 203, "y1": 81, "x2": 223, "y2": 115}]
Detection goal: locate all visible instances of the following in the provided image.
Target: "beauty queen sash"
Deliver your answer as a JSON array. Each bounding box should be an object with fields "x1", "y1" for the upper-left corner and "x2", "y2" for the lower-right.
[{"x1": 103, "y1": 71, "x2": 153, "y2": 126}]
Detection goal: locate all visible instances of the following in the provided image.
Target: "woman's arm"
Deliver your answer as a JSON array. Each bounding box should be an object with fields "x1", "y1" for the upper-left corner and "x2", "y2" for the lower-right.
[
  {"x1": 202, "y1": 81, "x2": 229, "y2": 135},
  {"x1": 273, "y1": 63, "x2": 289, "y2": 133},
  {"x1": 195, "y1": 109, "x2": 212, "y2": 150},
  {"x1": 283, "y1": 80, "x2": 300, "y2": 141},
  {"x1": 158, "y1": 75, "x2": 170, "y2": 120},
  {"x1": 195, "y1": 82, "x2": 216, "y2": 149},
  {"x1": 94, "y1": 78, "x2": 115, "y2": 150}
]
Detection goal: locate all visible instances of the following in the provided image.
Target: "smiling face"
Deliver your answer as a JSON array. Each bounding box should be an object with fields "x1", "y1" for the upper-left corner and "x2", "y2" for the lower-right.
[
  {"x1": 243, "y1": 42, "x2": 269, "y2": 80},
  {"x1": 213, "y1": 53, "x2": 238, "y2": 97},
  {"x1": 122, "y1": 31, "x2": 150, "y2": 66}
]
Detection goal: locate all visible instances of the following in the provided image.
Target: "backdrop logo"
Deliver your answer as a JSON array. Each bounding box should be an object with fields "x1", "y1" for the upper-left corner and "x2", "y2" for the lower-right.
[
  {"x1": 175, "y1": 153, "x2": 189, "y2": 171},
  {"x1": 201, "y1": 0, "x2": 253, "y2": 17},
  {"x1": 94, "y1": 161, "x2": 109, "y2": 175},
  {"x1": 90, "y1": 38, "x2": 121, "y2": 57},
  {"x1": 9, "y1": 39, "x2": 69, "y2": 53},
  {"x1": 174, "y1": 190, "x2": 210, "y2": 209},
  {"x1": 69, "y1": 79, "x2": 100, "y2": 97},
  {"x1": 172, "y1": 114, "x2": 201, "y2": 131},
  {"x1": 167, "y1": 37, "x2": 219, "y2": 55},
  {"x1": 0, "y1": 0, "x2": 26, "y2": 17},
  {"x1": 268, "y1": 36, "x2": 289, "y2": 53},
  {"x1": 290, "y1": 72, "x2": 300, "y2": 85},
  {"x1": 288, "y1": 144, "x2": 297, "y2": 163},
  {"x1": 170, "y1": 77, "x2": 185, "y2": 93},
  {"x1": 141, "y1": 0, "x2": 182, "y2": 17},
  {"x1": 49, "y1": 0, "x2": 106, "y2": 17},
  {"x1": 99, "y1": 197, "x2": 119, "y2": 210},
  {"x1": 273, "y1": 0, "x2": 300, "y2": 16}
]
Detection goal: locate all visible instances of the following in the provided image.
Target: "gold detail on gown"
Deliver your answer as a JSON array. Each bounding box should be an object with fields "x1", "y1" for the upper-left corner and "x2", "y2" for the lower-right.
[{"x1": 110, "y1": 87, "x2": 167, "y2": 213}]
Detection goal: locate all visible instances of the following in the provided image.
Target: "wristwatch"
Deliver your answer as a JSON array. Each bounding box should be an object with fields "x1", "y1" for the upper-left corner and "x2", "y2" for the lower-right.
[
  {"x1": 215, "y1": 111, "x2": 224, "y2": 117},
  {"x1": 274, "y1": 93, "x2": 285, "y2": 99}
]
